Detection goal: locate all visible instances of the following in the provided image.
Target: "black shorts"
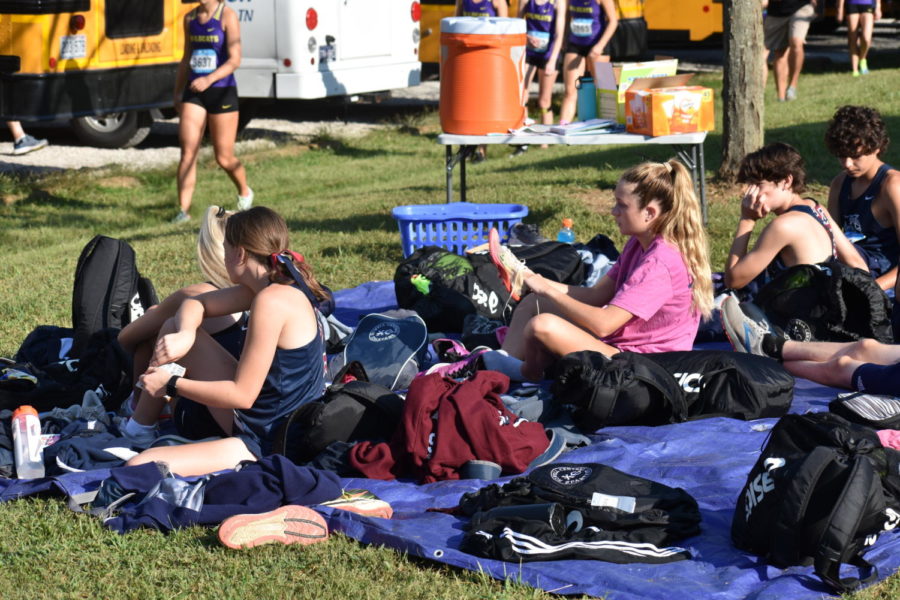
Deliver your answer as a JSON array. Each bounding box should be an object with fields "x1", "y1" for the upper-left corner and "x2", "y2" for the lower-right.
[
  {"x1": 846, "y1": 3, "x2": 875, "y2": 14},
  {"x1": 526, "y1": 53, "x2": 550, "y2": 70},
  {"x1": 182, "y1": 85, "x2": 239, "y2": 114},
  {"x1": 173, "y1": 397, "x2": 230, "y2": 440},
  {"x1": 564, "y1": 42, "x2": 607, "y2": 58},
  {"x1": 852, "y1": 362, "x2": 900, "y2": 396}
]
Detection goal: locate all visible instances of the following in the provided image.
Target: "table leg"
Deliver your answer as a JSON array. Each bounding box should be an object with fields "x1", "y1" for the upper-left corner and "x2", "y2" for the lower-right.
[
  {"x1": 445, "y1": 146, "x2": 454, "y2": 204},
  {"x1": 444, "y1": 145, "x2": 474, "y2": 203}
]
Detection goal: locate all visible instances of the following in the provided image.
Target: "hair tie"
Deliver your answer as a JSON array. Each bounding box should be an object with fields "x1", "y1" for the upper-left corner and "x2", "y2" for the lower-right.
[
  {"x1": 269, "y1": 250, "x2": 305, "y2": 268},
  {"x1": 663, "y1": 162, "x2": 673, "y2": 173},
  {"x1": 215, "y1": 206, "x2": 227, "y2": 218}
]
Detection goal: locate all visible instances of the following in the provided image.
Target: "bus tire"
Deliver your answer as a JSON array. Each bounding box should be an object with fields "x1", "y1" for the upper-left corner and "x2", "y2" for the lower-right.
[{"x1": 70, "y1": 111, "x2": 153, "y2": 149}]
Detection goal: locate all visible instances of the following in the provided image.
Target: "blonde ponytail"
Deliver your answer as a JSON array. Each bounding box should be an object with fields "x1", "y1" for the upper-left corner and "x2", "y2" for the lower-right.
[
  {"x1": 197, "y1": 205, "x2": 234, "y2": 289},
  {"x1": 620, "y1": 160, "x2": 713, "y2": 318}
]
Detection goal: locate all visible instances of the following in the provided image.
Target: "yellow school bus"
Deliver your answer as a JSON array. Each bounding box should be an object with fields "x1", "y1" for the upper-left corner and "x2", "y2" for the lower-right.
[
  {"x1": 644, "y1": 0, "x2": 722, "y2": 43},
  {"x1": 419, "y1": 1, "x2": 650, "y2": 63},
  {"x1": 0, "y1": 0, "x2": 193, "y2": 147},
  {"x1": 420, "y1": 0, "x2": 522, "y2": 65},
  {"x1": 643, "y1": 0, "x2": 897, "y2": 44}
]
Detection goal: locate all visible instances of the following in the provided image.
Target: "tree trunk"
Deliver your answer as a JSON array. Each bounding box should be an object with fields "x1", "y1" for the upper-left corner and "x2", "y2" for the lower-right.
[{"x1": 718, "y1": 1, "x2": 766, "y2": 182}]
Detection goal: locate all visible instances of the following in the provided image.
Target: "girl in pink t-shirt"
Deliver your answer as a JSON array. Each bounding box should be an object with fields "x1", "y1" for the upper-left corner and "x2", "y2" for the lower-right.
[{"x1": 483, "y1": 159, "x2": 713, "y2": 381}]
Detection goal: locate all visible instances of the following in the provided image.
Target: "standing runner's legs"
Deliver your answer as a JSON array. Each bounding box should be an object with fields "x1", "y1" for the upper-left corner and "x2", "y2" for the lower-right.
[
  {"x1": 559, "y1": 52, "x2": 584, "y2": 124},
  {"x1": 846, "y1": 12, "x2": 862, "y2": 73},
  {"x1": 207, "y1": 110, "x2": 250, "y2": 198},
  {"x1": 177, "y1": 102, "x2": 208, "y2": 215}
]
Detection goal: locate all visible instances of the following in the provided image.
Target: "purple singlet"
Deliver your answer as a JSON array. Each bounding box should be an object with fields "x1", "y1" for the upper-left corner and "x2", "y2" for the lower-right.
[{"x1": 187, "y1": 2, "x2": 236, "y2": 88}]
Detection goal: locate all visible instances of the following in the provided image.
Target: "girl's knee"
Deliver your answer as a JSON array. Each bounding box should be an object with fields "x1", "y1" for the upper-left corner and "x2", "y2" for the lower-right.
[
  {"x1": 854, "y1": 337, "x2": 882, "y2": 357},
  {"x1": 216, "y1": 155, "x2": 239, "y2": 171},
  {"x1": 527, "y1": 313, "x2": 563, "y2": 339}
]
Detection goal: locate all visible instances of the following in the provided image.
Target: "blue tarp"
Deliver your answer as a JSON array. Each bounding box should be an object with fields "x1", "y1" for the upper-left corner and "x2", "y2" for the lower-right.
[{"x1": 2, "y1": 280, "x2": 899, "y2": 599}]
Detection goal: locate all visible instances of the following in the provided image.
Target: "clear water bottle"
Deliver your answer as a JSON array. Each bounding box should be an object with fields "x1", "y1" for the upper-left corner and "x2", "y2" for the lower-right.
[
  {"x1": 12, "y1": 405, "x2": 44, "y2": 479},
  {"x1": 557, "y1": 218, "x2": 575, "y2": 243}
]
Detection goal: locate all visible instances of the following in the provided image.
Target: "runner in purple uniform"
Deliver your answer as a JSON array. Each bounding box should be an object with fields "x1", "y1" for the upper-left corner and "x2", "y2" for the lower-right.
[
  {"x1": 559, "y1": 0, "x2": 617, "y2": 125},
  {"x1": 455, "y1": 0, "x2": 508, "y2": 18},
  {"x1": 514, "y1": 0, "x2": 567, "y2": 156},
  {"x1": 837, "y1": 0, "x2": 881, "y2": 76},
  {"x1": 173, "y1": 0, "x2": 253, "y2": 224}
]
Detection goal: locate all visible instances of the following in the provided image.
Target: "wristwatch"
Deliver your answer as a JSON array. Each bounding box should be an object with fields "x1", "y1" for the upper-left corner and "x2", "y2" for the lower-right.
[{"x1": 165, "y1": 375, "x2": 181, "y2": 402}]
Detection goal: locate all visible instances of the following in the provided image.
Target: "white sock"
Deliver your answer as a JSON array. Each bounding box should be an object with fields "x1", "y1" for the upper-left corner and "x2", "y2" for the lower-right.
[
  {"x1": 482, "y1": 350, "x2": 526, "y2": 381},
  {"x1": 124, "y1": 417, "x2": 155, "y2": 439}
]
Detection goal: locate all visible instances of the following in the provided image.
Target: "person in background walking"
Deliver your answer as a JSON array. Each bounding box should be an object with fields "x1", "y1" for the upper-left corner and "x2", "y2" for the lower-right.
[
  {"x1": 173, "y1": 0, "x2": 253, "y2": 224},
  {"x1": 6, "y1": 121, "x2": 47, "y2": 156},
  {"x1": 762, "y1": 0, "x2": 816, "y2": 102},
  {"x1": 558, "y1": 0, "x2": 618, "y2": 125},
  {"x1": 837, "y1": 0, "x2": 881, "y2": 76}
]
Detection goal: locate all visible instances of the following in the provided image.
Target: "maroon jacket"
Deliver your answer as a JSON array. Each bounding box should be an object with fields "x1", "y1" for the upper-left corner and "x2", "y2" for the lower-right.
[{"x1": 349, "y1": 371, "x2": 550, "y2": 483}]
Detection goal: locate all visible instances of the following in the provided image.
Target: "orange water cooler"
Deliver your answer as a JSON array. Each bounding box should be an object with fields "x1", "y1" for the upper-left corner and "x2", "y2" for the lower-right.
[{"x1": 440, "y1": 17, "x2": 526, "y2": 135}]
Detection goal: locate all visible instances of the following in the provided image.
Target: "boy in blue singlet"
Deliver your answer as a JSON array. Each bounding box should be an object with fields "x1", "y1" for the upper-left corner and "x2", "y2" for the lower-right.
[
  {"x1": 724, "y1": 142, "x2": 867, "y2": 293},
  {"x1": 825, "y1": 106, "x2": 900, "y2": 295}
]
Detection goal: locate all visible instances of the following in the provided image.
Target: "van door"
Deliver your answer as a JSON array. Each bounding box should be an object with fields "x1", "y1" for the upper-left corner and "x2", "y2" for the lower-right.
[
  {"x1": 232, "y1": 0, "x2": 278, "y2": 97},
  {"x1": 339, "y1": 0, "x2": 392, "y2": 60}
]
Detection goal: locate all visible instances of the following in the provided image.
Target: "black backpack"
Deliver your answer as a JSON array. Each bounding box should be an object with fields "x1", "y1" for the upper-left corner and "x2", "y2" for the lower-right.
[
  {"x1": 1, "y1": 327, "x2": 132, "y2": 412},
  {"x1": 458, "y1": 462, "x2": 701, "y2": 564},
  {"x1": 643, "y1": 350, "x2": 794, "y2": 420},
  {"x1": 754, "y1": 259, "x2": 893, "y2": 343},
  {"x1": 72, "y1": 235, "x2": 158, "y2": 357},
  {"x1": 830, "y1": 391, "x2": 900, "y2": 430},
  {"x1": 732, "y1": 412, "x2": 900, "y2": 593},
  {"x1": 326, "y1": 310, "x2": 429, "y2": 391},
  {"x1": 272, "y1": 367, "x2": 404, "y2": 465},
  {"x1": 551, "y1": 351, "x2": 688, "y2": 432},
  {"x1": 502, "y1": 241, "x2": 586, "y2": 288}
]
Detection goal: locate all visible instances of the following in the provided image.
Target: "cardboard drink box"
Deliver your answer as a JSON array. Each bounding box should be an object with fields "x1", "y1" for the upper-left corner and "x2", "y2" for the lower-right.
[
  {"x1": 624, "y1": 73, "x2": 715, "y2": 136},
  {"x1": 593, "y1": 57, "x2": 678, "y2": 124}
]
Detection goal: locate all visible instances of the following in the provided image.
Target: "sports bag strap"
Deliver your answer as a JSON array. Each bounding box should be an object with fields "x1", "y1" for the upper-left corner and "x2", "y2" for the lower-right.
[
  {"x1": 624, "y1": 353, "x2": 688, "y2": 422},
  {"x1": 814, "y1": 455, "x2": 879, "y2": 593},
  {"x1": 769, "y1": 446, "x2": 838, "y2": 567}
]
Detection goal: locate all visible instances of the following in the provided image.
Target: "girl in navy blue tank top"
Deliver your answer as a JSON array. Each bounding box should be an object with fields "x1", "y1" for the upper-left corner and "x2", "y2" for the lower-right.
[
  {"x1": 127, "y1": 207, "x2": 330, "y2": 476},
  {"x1": 173, "y1": 1, "x2": 253, "y2": 224}
]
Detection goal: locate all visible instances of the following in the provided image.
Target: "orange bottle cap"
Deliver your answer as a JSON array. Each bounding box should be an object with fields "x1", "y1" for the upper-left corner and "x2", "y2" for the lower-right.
[
  {"x1": 562, "y1": 218, "x2": 574, "y2": 228},
  {"x1": 12, "y1": 405, "x2": 38, "y2": 419}
]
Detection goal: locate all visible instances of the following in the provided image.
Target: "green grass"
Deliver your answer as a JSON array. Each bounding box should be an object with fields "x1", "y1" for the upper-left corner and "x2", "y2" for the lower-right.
[{"x1": 2, "y1": 58, "x2": 900, "y2": 598}]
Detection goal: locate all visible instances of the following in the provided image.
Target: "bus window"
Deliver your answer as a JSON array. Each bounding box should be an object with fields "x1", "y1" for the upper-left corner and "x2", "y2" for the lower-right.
[
  {"x1": 2, "y1": 0, "x2": 90, "y2": 12},
  {"x1": 106, "y1": 0, "x2": 164, "y2": 39}
]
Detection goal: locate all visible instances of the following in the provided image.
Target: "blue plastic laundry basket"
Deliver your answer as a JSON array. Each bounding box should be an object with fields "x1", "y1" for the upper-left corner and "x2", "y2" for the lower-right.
[{"x1": 392, "y1": 202, "x2": 529, "y2": 257}]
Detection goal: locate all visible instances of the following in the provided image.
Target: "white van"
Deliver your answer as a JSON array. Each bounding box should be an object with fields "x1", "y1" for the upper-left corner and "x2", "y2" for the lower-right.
[
  {"x1": 237, "y1": 0, "x2": 422, "y2": 99},
  {"x1": 0, "y1": 0, "x2": 422, "y2": 147}
]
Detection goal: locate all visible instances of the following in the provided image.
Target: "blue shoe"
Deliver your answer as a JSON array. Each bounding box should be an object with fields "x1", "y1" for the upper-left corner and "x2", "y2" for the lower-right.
[{"x1": 12, "y1": 134, "x2": 48, "y2": 156}]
